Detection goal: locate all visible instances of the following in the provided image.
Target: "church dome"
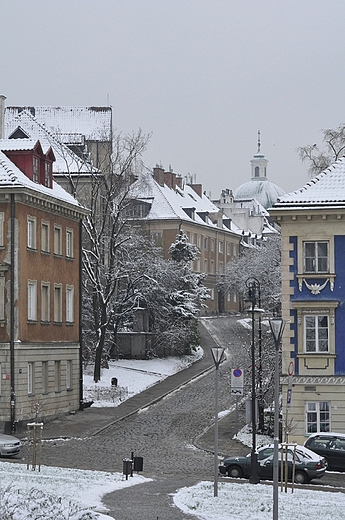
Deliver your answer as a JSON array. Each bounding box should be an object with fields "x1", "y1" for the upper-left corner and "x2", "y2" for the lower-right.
[{"x1": 234, "y1": 133, "x2": 285, "y2": 209}]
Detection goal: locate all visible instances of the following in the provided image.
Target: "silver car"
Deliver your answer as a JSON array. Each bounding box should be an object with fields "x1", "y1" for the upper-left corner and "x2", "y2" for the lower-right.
[{"x1": 0, "y1": 433, "x2": 21, "y2": 457}]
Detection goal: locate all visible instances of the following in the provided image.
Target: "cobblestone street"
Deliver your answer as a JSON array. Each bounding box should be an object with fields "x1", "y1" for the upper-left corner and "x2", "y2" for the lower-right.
[{"x1": 35, "y1": 316, "x2": 251, "y2": 519}]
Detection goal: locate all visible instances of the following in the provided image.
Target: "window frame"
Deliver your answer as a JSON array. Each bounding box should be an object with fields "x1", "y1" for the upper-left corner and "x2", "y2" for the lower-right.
[
  {"x1": 42, "y1": 361, "x2": 49, "y2": 394},
  {"x1": 303, "y1": 240, "x2": 329, "y2": 274},
  {"x1": 33, "y1": 156, "x2": 39, "y2": 183},
  {"x1": 28, "y1": 362, "x2": 34, "y2": 395},
  {"x1": 306, "y1": 401, "x2": 330, "y2": 434},
  {"x1": 54, "y1": 225, "x2": 62, "y2": 256},
  {"x1": 54, "y1": 360, "x2": 61, "y2": 393},
  {"x1": 41, "y1": 221, "x2": 50, "y2": 253},
  {"x1": 27, "y1": 216, "x2": 37, "y2": 250},
  {"x1": 41, "y1": 282, "x2": 50, "y2": 323},
  {"x1": 304, "y1": 314, "x2": 329, "y2": 353},
  {"x1": 66, "y1": 228, "x2": 74, "y2": 259},
  {"x1": 66, "y1": 360, "x2": 72, "y2": 390},
  {"x1": 27, "y1": 280, "x2": 37, "y2": 322},
  {"x1": 54, "y1": 284, "x2": 62, "y2": 323},
  {"x1": 66, "y1": 285, "x2": 74, "y2": 323}
]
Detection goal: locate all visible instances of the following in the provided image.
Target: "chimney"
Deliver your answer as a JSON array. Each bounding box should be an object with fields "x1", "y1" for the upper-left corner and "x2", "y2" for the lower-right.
[
  {"x1": 176, "y1": 175, "x2": 183, "y2": 189},
  {"x1": 164, "y1": 171, "x2": 177, "y2": 190},
  {"x1": 190, "y1": 183, "x2": 203, "y2": 198},
  {"x1": 0, "y1": 95, "x2": 6, "y2": 139},
  {"x1": 153, "y1": 165, "x2": 165, "y2": 186}
]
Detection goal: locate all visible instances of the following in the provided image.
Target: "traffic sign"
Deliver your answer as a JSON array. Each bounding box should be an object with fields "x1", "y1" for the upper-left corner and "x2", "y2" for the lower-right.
[{"x1": 231, "y1": 368, "x2": 244, "y2": 396}]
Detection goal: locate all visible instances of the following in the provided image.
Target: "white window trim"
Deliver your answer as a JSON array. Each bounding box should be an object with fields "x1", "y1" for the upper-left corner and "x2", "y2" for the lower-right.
[
  {"x1": 28, "y1": 280, "x2": 37, "y2": 321},
  {"x1": 41, "y1": 282, "x2": 50, "y2": 323},
  {"x1": 27, "y1": 216, "x2": 37, "y2": 250},
  {"x1": 54, "y1": 225, "x2": 62, "y2": 256},
  {"x1": 66, "y1": 228, "x2": 74, "y2": 258},
  {"x1": 41, "y1": 220, "x2": 50, "y2": 253},
  {"x1": 54, "y1": 284, "x2": 62, "y2": 323},
  {"x1": 28, "y1": 362, "x2": 34, "y2": 394},
  {"x1": 304, "y1": 314, "x2": 329, "y2": 353},
  {"x1": 305, "y1": 401, "x2": 330, "y2": 434},
  {"x1": 66, "y1": 285, "x2": 74, "y2": 323}
]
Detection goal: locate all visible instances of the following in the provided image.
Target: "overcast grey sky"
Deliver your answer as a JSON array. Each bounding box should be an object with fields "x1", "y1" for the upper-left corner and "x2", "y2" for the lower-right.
[{"x1": 2, "y1": 0, "x2": 345, "y2": 198}]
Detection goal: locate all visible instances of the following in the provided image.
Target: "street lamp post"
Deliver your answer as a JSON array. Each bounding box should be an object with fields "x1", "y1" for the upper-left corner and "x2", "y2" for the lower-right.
[
  {"x1": 210, "y1": 346, "x2": 225, "y2": 498},
  {"x1": 269, "y1": 317, "x2": 286, "y2": 520},
  {"x1": 246, "y1": 277, "x2": 261, "y2": 485}
]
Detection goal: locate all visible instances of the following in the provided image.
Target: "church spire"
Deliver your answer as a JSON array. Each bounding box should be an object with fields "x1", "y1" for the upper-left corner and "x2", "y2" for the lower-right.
[{"x1": 257, "y1": 130, "x2": 261, "y2": 153}]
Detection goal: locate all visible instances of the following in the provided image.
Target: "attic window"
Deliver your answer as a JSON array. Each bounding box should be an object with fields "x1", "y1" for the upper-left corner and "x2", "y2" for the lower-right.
[
  {"x1": 182, "y1": 207, "x2": 195, "y2": 220},
  {"x1": 45, "y1": 163, "x2": 51, "y2": 188},
  {"x1": 33, "y1": 157, "x2": 39, "y2": 183}
]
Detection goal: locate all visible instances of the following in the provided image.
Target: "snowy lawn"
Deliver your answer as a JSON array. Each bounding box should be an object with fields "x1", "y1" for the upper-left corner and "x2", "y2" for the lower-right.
[
  {"x1": 173, "y1": 480, "x2": 345, "y2": 520},
  {"x1": 0, "y1": 461, "x2": 150, "y2": 519},
  {"x1": 83, "y1": 346, "x2": 204, "y2": 407}
]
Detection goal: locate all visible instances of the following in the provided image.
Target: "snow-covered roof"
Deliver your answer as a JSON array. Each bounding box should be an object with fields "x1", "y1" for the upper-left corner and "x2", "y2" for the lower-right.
[
  {"x1": 5, "y1": 106, "x2": 112, "y2": 142},
  {"x1": 4, "y1": 110, "x2": 96, "y2": 175},
  {"x1": 273, "y1": 157, "x2": 345, "y2": 209},
  {"x1": 130, "y1": 173, "x2": 242, "y2": 234},
  {"x1": 0, "y1": 149, "x2": 84, "y2": 209},
  {"x1": 234, "y1": 178, "x2": 285, "y2": 210}
]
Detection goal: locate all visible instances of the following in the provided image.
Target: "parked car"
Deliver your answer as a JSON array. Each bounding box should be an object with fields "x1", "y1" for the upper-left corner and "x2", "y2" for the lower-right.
[
  {"x1": 304, "y1": 432, "x2": 345, "y2": 471},
  {"x1": 0, "y1": 433, "x2": 21, "y2": 457},
  {"x1": 219, "y1": 444, "x2": 326, "y2": 484}
]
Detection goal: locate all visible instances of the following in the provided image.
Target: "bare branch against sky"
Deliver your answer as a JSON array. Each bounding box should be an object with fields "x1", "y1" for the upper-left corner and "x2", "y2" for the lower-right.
[{"x1": 2, "y1": 0, "x2": 345, "y2": 198}]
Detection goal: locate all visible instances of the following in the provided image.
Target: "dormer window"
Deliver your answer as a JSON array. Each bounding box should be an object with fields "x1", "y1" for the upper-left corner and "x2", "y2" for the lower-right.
[
  {"x1": 45, "y1": 162, "x2": 51, "y2": 187},
  {"x1": 33, "y1": 157, "x2": 39, "y2": 183}
]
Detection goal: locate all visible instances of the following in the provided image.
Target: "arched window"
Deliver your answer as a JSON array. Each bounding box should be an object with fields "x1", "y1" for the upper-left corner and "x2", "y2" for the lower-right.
[{"x1": 255, "y1": 166, "x2": 260, "y2": 177}]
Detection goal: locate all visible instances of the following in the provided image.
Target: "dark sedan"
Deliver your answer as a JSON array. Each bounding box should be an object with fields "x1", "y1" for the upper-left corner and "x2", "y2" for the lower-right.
[{"x1": 219, "y1": 444, "x2": 326, "y2": 484}]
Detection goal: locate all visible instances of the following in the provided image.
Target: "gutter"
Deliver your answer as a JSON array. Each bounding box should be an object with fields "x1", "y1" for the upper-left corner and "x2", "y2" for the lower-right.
[{"x1": 10, "y1": 194, "x2": 15, "y2": 432}]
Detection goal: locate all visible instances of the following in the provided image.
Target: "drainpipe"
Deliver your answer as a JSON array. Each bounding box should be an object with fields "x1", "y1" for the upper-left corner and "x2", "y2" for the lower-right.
[
  {"x1": 79, "y1": 218, "x2": 84, "y2": 410},
  {"x1": 10, "y1": 194, "x2": 16, "y2": 432},
  {"x1": 0, "y1": 95, "x2": 6, "y2": 139}
]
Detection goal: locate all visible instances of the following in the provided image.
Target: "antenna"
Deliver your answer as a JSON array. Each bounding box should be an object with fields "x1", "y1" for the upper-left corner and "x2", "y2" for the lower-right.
[{"x1": 257, "y1": 130, "x2": 261, "y2": 153}]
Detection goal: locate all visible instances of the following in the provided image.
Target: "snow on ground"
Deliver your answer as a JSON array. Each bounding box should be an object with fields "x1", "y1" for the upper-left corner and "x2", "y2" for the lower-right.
[
  {"x1": 2, "y1": 335, "x2": 344, "y2": 519},
  {"x1": 173, "y1": 480, "x2": 345, "y2": 520}
]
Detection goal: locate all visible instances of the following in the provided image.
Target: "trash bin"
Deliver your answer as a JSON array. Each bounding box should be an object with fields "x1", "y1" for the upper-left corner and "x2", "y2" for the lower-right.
[
  {"x1": 133, "y1": 456, "x2": 143, "y2": 472},
  {"x1": 123, "y1": 458, "x2": 132, "y2": 480}
]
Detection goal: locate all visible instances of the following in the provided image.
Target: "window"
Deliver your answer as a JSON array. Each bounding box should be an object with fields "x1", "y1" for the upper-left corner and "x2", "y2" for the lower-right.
[
  {"x1": 42, "y1": 361, "x2": 49, "y2": 394},
  {"x1": 41, "y1": 221, "x2": 50, "y2": 253},
  {"x1": 204, "y1": 237, "x2": 208, "y2": 250},
  {"x1": 197, "y1": 235, "x2": 201, "y2": 249},
  {"x1": 45, "y1": 162, "x2": 51, "y2": 187},
  {"x1": 54, "y1": 284, "x2": 62, "y2": 323},
  {"x1": 55, "y1": 361, "x2": 61, "y2": 392},
  {"x1": 204, "y1": 259, "x2": 208, "y2": 273},
  {"x1": 66, "y1": 360, "x2": 72, "y2": 390},
  {"x1": 33, "y1": 157, "x2": 39, "y2": 183},
  {"x1": 227, "y1": 243, "x2": 232, "y2": 256},
  {"x1": 218, "y1": 261, "x2": 223, "y2": 273},
  {"x1": 304, "y1": 241, "x2": 329, "y2": 273},
  {"x1": 305, "y1": 315, "x2": 329, "y2": 352},
  {"x1": 27, "y1": 216, "x2": 37, "y2": 249},
  {"x1": 227, "y1": 292, "x2": 231, "y2": 302},
  {"x1": 306, "y1": 401, "x2": 330, "y2": 433},
  {"x1": 54, "y1": 225, "x2": 62, "y2": 256},
  {"x1": 66, "y1": 229, "x2": 73, "y2": 258},
  {"x1": 28, "y1": 362, "x2": 34, "y2": 394},
  {"x1": 211, "y1": 239, "x2": 215, "y2": 252},
  {"x1": 233, "y1": 244, "x2": 237, "y2": 257},
  {"x1": 0, "y1": 363, "x2": 2, "y2": 395},
  {"x1": 219, "y1": 241, "x2": 223, "y2": 254},
  {"x1": 66, "y1": 285, "x2": 74, "y2": 323},
  {"x1": 210, "y1": 260, "x2": 215, "y2": 274},
  {"x1": 0, "y1": 212, "x2": 4, "y2": 247},
  {"x1": 196, "y1": 259, "x2": 200, "y2": 272},
  {"x1": 41, "y1": 282, "x2": 50, "y2": 322},
  {"x1": 0, "y1": 275, "x2": 5, "y2": 321},
  {"x1": 189, "y1": 232, "x2": 194, "y2": 244},
  {"x1": 210, "y1": 288, "x2": 215, "y2": 300},
  {"x1": 28, "y1": 280, "x2": 37, "y2": 321}
]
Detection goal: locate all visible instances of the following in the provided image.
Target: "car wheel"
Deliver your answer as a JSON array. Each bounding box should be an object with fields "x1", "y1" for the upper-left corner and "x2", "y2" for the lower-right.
[
  {"x1": 324, "y1": 457, "x2": 331, "y2": 470},
  {"x1": 227, "y1": 465, "x2": 243, "y2": 478},
  {"x1": 294, "y1": 471, "x2": 308, "y2": 484}
]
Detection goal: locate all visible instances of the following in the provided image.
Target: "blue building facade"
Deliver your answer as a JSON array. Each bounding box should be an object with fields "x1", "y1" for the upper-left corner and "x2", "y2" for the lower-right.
[{"x1": 271, "y1": 159, "x2": 345, "y2": 443}]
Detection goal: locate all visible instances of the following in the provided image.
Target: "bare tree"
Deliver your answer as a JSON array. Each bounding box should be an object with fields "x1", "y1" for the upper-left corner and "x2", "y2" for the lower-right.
[
  {"x1": 82, "y1": 130, "x2": 150, "y2": 382},
  {"x1": 297, "y1": 124, "x2": 345, "y2": 177}
]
